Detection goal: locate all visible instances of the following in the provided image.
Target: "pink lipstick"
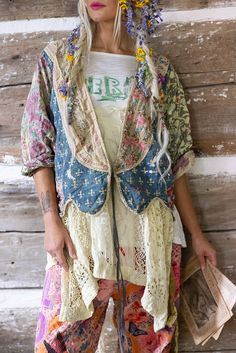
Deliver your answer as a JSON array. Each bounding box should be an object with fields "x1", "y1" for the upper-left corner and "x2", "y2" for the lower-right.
[{"x1": 90, "y1": 1, "x2": 105, "y2": 10}]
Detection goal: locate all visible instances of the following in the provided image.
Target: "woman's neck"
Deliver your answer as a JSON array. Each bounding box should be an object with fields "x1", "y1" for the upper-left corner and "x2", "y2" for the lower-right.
[{"x1": 91, "y1": 21, "x2": 135, "y2": 56}]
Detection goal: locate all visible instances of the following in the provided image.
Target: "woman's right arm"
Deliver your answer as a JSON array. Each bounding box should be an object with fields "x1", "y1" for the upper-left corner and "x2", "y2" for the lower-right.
[
  {"x1": 33, "y1": 167, "x2": 77, "y2": 272},
  {"x1": 21, "y1": 48, "x2": 76, "y2": 272}
]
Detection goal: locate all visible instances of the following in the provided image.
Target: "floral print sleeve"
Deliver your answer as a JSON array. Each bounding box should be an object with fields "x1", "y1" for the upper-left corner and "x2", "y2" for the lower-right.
[
  {"x1": 21, "y1": 49, "x2": 55, "y2": 177},
  {"x1": 162, "y1": 61, "x2": 195, "y2": 180}
]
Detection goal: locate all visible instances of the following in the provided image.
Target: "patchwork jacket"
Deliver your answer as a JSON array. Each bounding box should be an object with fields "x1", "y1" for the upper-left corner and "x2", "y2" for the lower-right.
[{"x1": 21, "y1": 30, "x2": 195, "y2": 217}]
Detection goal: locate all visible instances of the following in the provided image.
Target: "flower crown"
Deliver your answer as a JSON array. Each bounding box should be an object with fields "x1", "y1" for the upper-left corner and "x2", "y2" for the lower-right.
[{"x1": 119, "y1": 0, "x2": 163, "y2": 44}]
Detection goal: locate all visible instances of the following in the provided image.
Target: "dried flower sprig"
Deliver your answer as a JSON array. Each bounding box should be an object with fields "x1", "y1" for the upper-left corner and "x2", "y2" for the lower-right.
[
  {"x1": 58, "y1": 26, "x2": 81, "y2": 102},
  {"x1": 119, "y1": 0, "x2": 163, "y2": 96}
]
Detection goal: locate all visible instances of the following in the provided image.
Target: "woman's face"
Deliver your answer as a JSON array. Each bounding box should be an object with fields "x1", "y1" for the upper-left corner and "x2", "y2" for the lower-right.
[{"x1": 85, "y1": 0, "x2": 118, "y2": 23}]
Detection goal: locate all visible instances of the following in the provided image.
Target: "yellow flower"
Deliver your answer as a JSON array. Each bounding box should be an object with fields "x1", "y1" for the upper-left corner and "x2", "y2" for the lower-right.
[
  {"x1": 66, "y1": 53, "x2": 74, "y2": 62},
  {"x1": 59, "y1": 92, "x2": 67, "y2": 101},
  {"x1": 137, "y1": 48, "x2": 145, "y2": 55},
  {"x1": 119, "y1": 0, "x2": 128, "y2": 10},
  {"x1": 136, "y1": 47, "x2": 146, "y2": 62},
  {"x1": 133, "y1": 0, "x2": 149, "y2": 8}
]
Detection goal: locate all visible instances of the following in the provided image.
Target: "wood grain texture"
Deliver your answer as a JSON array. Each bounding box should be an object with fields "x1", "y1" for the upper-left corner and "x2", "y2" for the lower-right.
[
  {"x1": 1, "y1": 21, "x2": 236, "y2": 86},
  {"x1": 187, "y1": 175, "x2": 236, "y2": 231},
  {"x1": 161, "y1": 0, "x2": 236, "y2": 10},
  {"x1": 0, "y1": 181, "x2": 43, "y2": 232},
  {"x1": 0, "y1": 32, "x2": 66, "y2": 86},
  {"x1": 0, "y1": 232, "x2": 46, "y2": 288},
  {"x1": 0, "y1": 308, "x2": 38, "y2": 353},
  {"x1": 1, "y1": 174, "x2": 235, "y2": 233},
  {"x1": 152, "y1": 21, "x2": 236, "y2": 74},
  {"x1": 1, "y1": 0, "x2": 236, "y2": 22},
  {"x1": 0, "y1": 0, "x2": 78, "y2": 22},
  {"x1": 187, "y1": 84, "x2": 236, "y2": 156}
]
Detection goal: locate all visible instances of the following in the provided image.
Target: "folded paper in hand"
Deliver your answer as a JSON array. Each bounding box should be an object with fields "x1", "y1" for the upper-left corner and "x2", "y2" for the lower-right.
[{"x1": 180, "y1": 256, "x2": 236, "y2": 345}]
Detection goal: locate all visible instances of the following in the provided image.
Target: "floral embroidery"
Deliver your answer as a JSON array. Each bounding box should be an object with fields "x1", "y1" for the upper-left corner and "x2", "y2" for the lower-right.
[
  {"x1": 160, "y1": 61, "x2": 195, "y2": 176},
  {"x1": 21, "y1": 50, "x2": 55, "y2": 177},
  {"x1": 114, "y1": 89, "x2": 152, "y2": 172}
]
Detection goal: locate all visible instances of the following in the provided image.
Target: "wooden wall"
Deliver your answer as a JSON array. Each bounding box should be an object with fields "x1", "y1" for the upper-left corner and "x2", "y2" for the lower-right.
[{"x1": 0, "y1": 1, "x2": 236, "y2": 352}]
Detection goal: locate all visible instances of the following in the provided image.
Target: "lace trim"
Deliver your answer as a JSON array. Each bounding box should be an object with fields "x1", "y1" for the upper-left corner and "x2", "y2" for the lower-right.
[
  {"x1": 140, "y1": 200, "x2": 176, "y2": 331},
  {"x1": 51, "y1": 197, "x2": 177, "y2": 331}
]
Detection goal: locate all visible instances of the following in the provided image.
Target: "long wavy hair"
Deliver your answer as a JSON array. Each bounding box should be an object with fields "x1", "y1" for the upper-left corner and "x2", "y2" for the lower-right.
[{"x1": 76, "y1": 0, "x2": 171, "y2": 180}]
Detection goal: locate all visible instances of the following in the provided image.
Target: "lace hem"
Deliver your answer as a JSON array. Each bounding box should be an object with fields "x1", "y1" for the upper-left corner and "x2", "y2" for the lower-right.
[{"x1": 54, "y1": 198, "x2": 177, "y2": 331}]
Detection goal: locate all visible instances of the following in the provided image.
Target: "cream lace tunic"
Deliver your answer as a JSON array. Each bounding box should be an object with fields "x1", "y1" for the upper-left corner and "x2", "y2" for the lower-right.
[{"x1": 46, "y1": 52, "x2": 189, "y2": 332}]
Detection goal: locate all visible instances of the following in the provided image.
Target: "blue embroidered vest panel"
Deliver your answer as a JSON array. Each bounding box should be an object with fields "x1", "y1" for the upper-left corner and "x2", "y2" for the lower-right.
[
  {"x1": 116, "y1": 140, "x2": 174, "y2": 213},
  {"x1": 51, "y1": 89, "x2": 109, "y2": 215}
]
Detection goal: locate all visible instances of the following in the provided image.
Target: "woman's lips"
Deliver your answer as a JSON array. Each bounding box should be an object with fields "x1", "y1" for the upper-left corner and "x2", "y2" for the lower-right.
[{"x1": 90, "y1": 2, "x2": 105, "y2": 10}]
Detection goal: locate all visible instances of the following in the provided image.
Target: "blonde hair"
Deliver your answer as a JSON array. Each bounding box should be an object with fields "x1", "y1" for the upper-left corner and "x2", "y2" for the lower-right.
[{"x1": 76, "y1": 1, "x2": 171, "y2": 180}]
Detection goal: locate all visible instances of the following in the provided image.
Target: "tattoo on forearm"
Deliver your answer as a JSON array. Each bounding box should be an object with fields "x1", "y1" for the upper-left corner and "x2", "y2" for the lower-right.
[{"x1": 40, "y1": 191, "x2": 51, "y2": 213}]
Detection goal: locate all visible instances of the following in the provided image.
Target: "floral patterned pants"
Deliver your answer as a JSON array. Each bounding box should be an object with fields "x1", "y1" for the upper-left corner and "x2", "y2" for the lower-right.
[{"x1": 35, "y1": 243, "x2": 181, "y2": 353}]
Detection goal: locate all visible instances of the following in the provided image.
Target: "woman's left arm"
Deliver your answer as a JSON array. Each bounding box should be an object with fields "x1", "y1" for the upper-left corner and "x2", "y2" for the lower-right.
[{"x1": 174, "y1": 173, "x2": 217, "y2": 270}]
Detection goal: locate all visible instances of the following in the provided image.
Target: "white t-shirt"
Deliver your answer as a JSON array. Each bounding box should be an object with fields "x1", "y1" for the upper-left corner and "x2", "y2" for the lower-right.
[
  {"x1": 85, "y1": 50, "x2": 137, "y2": 108},
  {"x1": 84, "y1": 51, "x2": 187, "y2": 247}
]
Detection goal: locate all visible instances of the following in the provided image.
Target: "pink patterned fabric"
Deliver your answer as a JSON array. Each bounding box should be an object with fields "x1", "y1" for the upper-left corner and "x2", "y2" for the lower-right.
[{"x1": 35, "y1": 244, "x2": 181, "y2": 353}]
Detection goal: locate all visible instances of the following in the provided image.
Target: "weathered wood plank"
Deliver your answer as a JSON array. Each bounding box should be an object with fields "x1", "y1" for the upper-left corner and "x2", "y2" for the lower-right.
[
  {"x1": 188, "y1": 84, "x2": 236, "y2": 156},
  {"x1": 0, "y1": 182, "x2": 43, "y2": 232},
  {"x1": 162, "y1": 0, "x2": 236, "y2": 10},
  {"x1": 0, "y1": 0, "x2": 78, "y2": 22},
  {"x1": 1, "y1": 175, "x2": 236, "y2": 233},
  {"x1": 1, "y1": 0, "x2": 236, "y2": 22},
  {"x1": 1, "y1": 21, "x2": 236, "y2": 86},
  {"x1": 0, "y1": 232, "x2": 46, "y2": 288},
  {"x1": 187, "y1": 175, "x2": 236, "y2": 231},
  {"x1": 0, "y1": 229, "x2": 235, "y2": 289},
  {"x1": 0, "y1": 31, "x2": 66, "y2": 86},
  {"x1": 0, "y1": 308, "x2": 38, "y2": 353},
  {"x1": 152, "y1": 21, "x2": 236, "y2": 75}
]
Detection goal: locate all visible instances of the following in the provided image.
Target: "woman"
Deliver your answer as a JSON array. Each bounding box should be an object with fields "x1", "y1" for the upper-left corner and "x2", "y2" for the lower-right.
[{"x1": 21, "y1": 0, "x2": 217, "y2": 352}]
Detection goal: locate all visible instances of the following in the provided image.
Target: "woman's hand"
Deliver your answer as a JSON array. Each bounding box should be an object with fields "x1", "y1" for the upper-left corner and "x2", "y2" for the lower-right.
[
  {"x1": 191, "y1": 232, "x2": 217, "y2": 271},
  {"x1": 173, "y1": 174, "x2": 218, "y2": 270},
  {"x1": 44, "y1": 215, "x2": 77, "y2": 272},
  {"x1": 32, "y1": 168, "x2": 77, "y2": 272}
]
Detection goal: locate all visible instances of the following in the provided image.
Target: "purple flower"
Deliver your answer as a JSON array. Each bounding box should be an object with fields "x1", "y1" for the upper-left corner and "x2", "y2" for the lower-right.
[{"x1": 59, "y1": 81, "x2": 68, "y2": 98}]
